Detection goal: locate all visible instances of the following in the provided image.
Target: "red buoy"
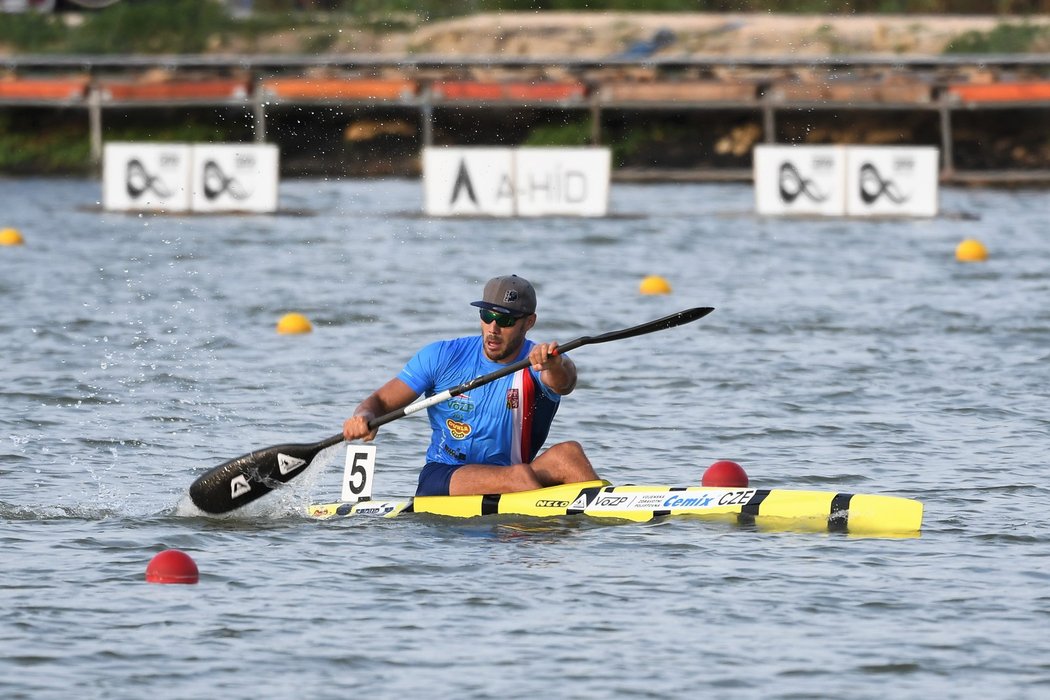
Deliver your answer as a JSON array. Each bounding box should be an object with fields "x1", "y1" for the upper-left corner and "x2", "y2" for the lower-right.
[
  {"x1": 702, "y1": 460, "x2": 749, "y2": 487},
  {"x1": 145, "y1": 549, "x2": 199, "y2": 584}
]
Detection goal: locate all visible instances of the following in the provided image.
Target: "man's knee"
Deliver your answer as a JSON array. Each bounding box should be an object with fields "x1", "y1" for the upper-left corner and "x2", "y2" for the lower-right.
[{"x1": 552, "y1": 440, "x2": 586, "y2": 459}]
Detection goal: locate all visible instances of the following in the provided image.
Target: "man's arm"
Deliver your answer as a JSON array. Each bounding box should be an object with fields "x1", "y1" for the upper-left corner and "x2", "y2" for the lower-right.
[
  {"x1": 343, "y1": 377, "x2": 420, "y2": 441},
  {"x1": 529, "y1": 342, "x2": 577, "y2": 395}
]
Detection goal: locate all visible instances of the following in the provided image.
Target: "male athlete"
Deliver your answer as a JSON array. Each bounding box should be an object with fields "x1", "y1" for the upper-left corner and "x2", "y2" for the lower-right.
[{"x1": 342, "y1": 275, "x2": 600, "y2": 496}]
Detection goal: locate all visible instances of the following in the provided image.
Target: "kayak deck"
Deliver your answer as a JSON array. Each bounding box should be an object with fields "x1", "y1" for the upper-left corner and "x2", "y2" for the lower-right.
[{"x1": 307, "y1": 480, "x2": 923, "y2": 535}]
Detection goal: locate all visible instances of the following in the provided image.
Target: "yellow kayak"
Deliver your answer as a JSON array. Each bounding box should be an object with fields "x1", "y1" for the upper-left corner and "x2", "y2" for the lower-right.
[{"x1": 307, "y1": 480, "x2": 923, "y2": 536}]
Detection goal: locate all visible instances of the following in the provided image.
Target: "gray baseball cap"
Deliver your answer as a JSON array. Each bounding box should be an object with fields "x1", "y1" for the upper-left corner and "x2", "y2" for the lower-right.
[{"x1": 470, "y1": 275, "x2": 537, "y2": 316}]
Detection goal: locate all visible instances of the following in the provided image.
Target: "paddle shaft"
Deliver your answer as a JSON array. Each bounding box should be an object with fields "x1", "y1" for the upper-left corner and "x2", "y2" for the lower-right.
[
  {"x1": 371, "y1": 305, "x2": 714, "y2": 429},
  {"x1": 188, "y1": 306, "x2": 714, "y2": 514}
]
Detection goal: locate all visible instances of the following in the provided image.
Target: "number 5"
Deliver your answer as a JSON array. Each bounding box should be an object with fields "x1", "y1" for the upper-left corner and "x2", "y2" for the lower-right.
[{"x1": 341, "y1": 444, "x2": 376, "y2": 502}]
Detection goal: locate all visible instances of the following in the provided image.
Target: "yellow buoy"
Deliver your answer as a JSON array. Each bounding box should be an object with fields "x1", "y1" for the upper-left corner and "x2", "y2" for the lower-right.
[
  {"x1": 276, "y1": 312, "x2": 313, "y2": 335},
  {"x1": 639, "y1": 275, "x2": 672, "y2": 295},
  {"x1": 955, "y1": 238, "x2": 988, "y2": 263},
  {"x1": 0, "y1": 227, "x2": 25, "y2": 246}
]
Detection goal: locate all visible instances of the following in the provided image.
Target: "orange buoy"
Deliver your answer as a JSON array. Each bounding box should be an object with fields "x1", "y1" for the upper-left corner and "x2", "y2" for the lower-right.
[
  {"x1": 0, "y1": 227, "x2": 25, "y2": 246},
  {"x1": 639, "y1": 275, "x2": 672, "y2": 295},
  {"x1": 276, "y1": 312, "x2": 313, "y2": 334},
  {"x1": 955, "y1": 238, "x2": 988, "y2": 263}
]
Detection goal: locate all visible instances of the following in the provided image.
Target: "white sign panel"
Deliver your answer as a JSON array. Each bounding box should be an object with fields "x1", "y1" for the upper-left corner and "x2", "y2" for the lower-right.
[
  {"x1": 189, "y1": 144, "x2": 280, "y2": 213},
  {"x1": 423, "y1": 147, "x2": 515, "y2": 216},
  {"x1": 754, "y1": 145, "x2": 847, "y2": 217},
  {"x1": 423, "y1": 147, "x2": 611, "y2": 217},
  {"x1": 102, "y1": 142, "x2": 192, "y2": 212},
  {"x1": 513, "y1": 148, "x2": 611, "y2": 217},
  {"x1": 845, "y1": 146, "x2": 939, "y2": 217}
]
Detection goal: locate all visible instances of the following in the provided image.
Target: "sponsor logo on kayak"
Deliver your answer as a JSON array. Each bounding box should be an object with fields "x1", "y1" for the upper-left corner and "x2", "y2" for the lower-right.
[
  {"x1": 569, "y1": 493, "x2": 591, "y2": 510},
  {"x1": 662, "y1": 489, "x2": 756, "y2": 509},
  {"x1": 632, "y1": 494, "x2": 668, "y2": 509},
  {"x1": 306, "y1": 504, "x2": 340, "y2": 517},
  {"x1": 535, "y1": 499, "x2": 569, "y2": 508},
  {"x1": 354, "y1": 503, "x2": 398, "y2": 516},
  {"x1": 593, "y1": 495, "x2": 632, "y2": 508},
  {"x1": 663, "y1": 493, "x2": 715, "y2": 508},
  {"x1": 575, "y1": 494, "x2": 636, "y2": 510},
  {"x1": 573, "y1": 489, "x2": 759, "y2": 512},
  {"x1": 718, "y1": 489, "x2": 757, "y2": 505}
]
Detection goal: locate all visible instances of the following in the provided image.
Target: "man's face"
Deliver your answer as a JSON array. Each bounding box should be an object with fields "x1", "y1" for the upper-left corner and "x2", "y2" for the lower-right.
[{"x1": 478, "y1": 309, "x2": 535, "y2": 362}]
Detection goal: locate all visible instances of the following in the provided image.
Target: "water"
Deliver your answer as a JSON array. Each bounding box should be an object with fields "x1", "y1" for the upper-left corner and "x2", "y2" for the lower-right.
[{"x1": 1, "y1": 177, "x2": 1048, "y2": 699}]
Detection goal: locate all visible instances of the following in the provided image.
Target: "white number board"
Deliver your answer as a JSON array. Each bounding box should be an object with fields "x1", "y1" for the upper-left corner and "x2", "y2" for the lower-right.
[
  {"x1": 423, "y1": 147, "x2": 611, "y2": 217},
  {"x1": 753, "y1": 145, "x2": 847, "y2": 217},
  {"x1": 102, "y1": 142, "x2": 192, "y2": 212},
  {"x1": 845, "y1": 146, "x2": 939, "y2": 217},
  {"x1": 341, "y1": 444, "x2": 376, "y2": 503}
]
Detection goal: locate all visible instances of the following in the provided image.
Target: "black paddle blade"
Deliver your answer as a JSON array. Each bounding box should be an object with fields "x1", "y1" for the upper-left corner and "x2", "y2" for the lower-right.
[{"x1": 188, "y1": 435, "x2": 343, "y2": 514}]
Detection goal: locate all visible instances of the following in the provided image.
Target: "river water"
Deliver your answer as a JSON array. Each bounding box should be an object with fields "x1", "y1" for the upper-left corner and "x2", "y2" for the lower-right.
[{"x1": 1, "y1": 177, "x2": 1047, "y2": 699}]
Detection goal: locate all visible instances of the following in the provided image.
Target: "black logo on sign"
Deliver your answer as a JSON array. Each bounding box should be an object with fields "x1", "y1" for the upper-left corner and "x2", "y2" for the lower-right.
[
  {"x1": 202, "y1": 160, "x2": 251, "y2": 201},
  {"x1": 778, "y1": 162, "x2": 827, "y2": 203},
  {"x1": 126, "y1": 159, "x2": 172, "y2": 199},
  {"x1": 858, "y1": 163, "x2": 908, "y2": 204},
  {"x1": 450, "y1": 159, "x2": 478, "y2": 206}
]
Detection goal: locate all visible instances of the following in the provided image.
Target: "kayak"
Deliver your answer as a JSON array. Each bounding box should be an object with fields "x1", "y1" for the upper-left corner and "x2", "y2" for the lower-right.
[{"x1": 306, "y1": 479, "x2": 923, "y2": 536}]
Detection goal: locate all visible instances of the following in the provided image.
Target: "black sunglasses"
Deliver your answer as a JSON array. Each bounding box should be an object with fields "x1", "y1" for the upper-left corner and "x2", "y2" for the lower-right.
[{"x1": 479, "y1": 309, "x2": 522, "y2": 328}]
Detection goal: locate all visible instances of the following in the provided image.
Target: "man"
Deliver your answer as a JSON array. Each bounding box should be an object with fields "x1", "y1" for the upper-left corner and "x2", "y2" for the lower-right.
[{"x1": 342, "y1": 275, "x2": 600, "y2": 497}]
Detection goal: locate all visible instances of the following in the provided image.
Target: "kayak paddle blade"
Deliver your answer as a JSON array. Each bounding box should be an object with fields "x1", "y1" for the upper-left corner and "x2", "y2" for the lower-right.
[{"x1": 188, "y1": 435, "x2": 342, "y2": 515}]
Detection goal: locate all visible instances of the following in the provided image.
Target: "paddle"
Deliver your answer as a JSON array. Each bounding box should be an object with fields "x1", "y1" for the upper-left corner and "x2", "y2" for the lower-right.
[{"x1": 188, "y1": 306, "x2": 714, "y2": 515}]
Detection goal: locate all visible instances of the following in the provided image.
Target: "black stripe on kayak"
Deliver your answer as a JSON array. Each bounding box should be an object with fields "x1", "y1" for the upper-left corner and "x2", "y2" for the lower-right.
[
  {"x1": 566, "y1": 485, "x2": 604, "y2": 515},
  {"x1": 481, "y1": 494, "x2": 501, "y2": 516},
  {"x1": 828, "y1": 493, "x2": 853, "y2": 532},
  {"x1": 738, "y1": 489, "x2": 770, "y2": 526}
]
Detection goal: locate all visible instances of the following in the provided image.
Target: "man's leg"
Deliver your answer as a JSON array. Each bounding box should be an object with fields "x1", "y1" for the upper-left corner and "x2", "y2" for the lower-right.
[{"x1": 529, "y1": 441, "x2": 599, "y2": 486}]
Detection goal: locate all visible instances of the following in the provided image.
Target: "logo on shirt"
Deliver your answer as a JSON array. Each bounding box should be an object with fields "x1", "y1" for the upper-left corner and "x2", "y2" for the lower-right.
[
  {"x1": 446, "y1": 418, "x2": 472, "y2": 439},
  {"x1": 447, "y1": 397, "x2": 474, "y2": 413},
  {"x1": 506, "y1": 388, "x2": 519, "y2": 410}
]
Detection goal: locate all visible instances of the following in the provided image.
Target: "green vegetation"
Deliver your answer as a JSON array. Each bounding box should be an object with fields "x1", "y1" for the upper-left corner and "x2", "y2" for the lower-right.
[
  {"x1": 0, "y1": 114, "x2": 90, "y2": 174},
  {"x1": 67, "y1": 0, "x2": 233, "y2": 54},
  {"x1": 0, "y1": 110, "x2": 249, "y2": 174},
  {"x1": 0, "y1": 0, "x2": 376, "y2": 54},
  {"x1": 521, "y1": 120, "x2": 690, "y2": 168},
  {"x1": 944, "y1": 21, "x2": 1050, "y2": 53},
  {"x1": 523, "y1": 121, "x2": 592, "y2": 148},
  {"x1": 0, "y1": 12, "x2": 67, "y2": 52}
]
